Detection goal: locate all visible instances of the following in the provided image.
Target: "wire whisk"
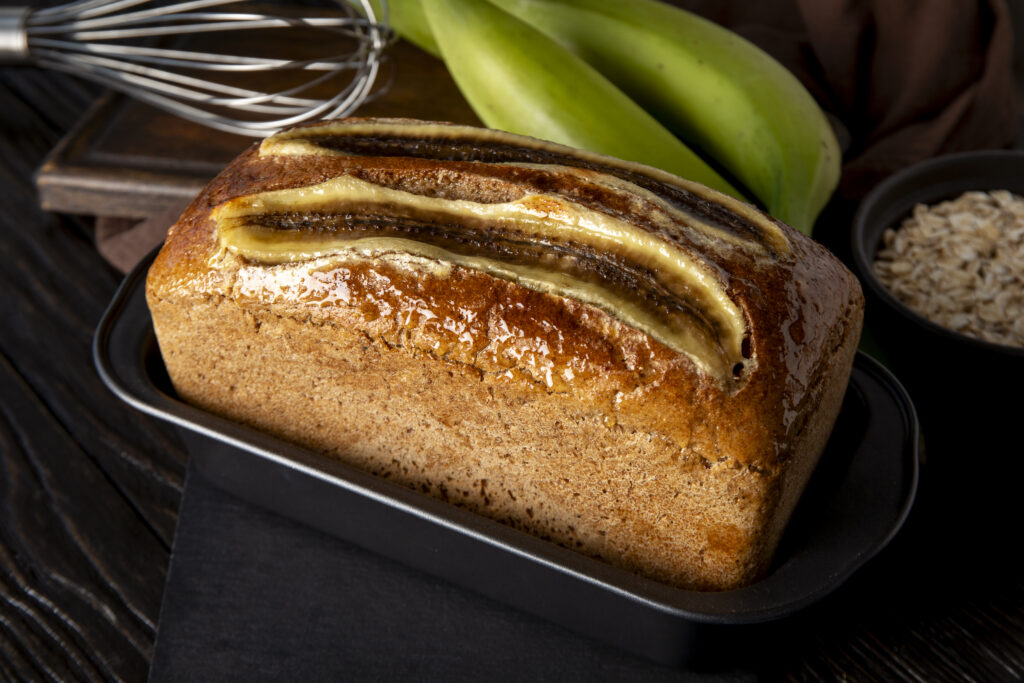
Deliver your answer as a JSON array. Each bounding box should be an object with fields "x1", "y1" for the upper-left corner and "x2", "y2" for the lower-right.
[{"x1": 0, "y1": 0, "x2": 392, "y2": 136}]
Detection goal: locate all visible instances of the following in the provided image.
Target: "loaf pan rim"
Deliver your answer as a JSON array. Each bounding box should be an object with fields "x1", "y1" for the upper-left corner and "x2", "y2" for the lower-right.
[{"x1": 94, "y1": 245, "x2": 920, "y2": 628}]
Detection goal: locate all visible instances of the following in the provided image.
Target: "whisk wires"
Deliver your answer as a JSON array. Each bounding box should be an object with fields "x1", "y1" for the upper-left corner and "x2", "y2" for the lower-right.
[{"x1": 8, "y1": 0, "x2": 393, "y2": 136}]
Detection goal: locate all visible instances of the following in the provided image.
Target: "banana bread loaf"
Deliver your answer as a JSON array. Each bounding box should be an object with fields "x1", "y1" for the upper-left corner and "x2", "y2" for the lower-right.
[{"x1": 146, "y1": 117, "x2": 863, "y2": 591}]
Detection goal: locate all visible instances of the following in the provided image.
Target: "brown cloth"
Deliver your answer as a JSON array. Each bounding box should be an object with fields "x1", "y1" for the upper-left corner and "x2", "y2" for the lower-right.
[
  {"x1": 95, "y1": 0, "x2": 1018, "y2": 272},
  {"x1": 674, "y1": 0, "x2": 1018, "y2": 201}
]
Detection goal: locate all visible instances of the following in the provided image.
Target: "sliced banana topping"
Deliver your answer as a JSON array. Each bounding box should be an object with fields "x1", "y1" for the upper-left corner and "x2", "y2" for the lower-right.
[
  {"x1": 259, "y1": 120, "x2": 790, "y2": 257},
  {"x1": 212, "y1": 173, "x2": 749, "y2": 383}
]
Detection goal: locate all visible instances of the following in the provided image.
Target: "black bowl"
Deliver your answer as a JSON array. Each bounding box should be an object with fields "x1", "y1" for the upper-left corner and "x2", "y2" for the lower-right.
[{"x1": 851, "y1": 151, "x2": 1024, "y2": 492}]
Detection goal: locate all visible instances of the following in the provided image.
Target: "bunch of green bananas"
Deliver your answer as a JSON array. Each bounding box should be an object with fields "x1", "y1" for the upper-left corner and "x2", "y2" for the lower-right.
[{"x1": 366, "y1": 0, "x2": 840, "y2": 236}]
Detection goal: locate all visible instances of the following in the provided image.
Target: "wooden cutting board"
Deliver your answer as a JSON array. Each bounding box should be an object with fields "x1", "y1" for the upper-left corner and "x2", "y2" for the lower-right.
[{"x1": 35, "y1": 39, "x2": 480, "y2": 221}]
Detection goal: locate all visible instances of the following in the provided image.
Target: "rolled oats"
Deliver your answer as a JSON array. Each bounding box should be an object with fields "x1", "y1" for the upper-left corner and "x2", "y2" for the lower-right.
[{"x1": 873, "y1": 190, "x2": 1024, "y2": 348}]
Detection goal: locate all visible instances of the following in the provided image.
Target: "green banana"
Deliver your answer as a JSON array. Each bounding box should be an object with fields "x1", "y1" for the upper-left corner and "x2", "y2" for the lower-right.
[
  {"x1": 487, "y1": 0, "x2": 840, "y2": 235},
  {"x1": 417, "y1": 0, "x2": 745, "y2": 199}
]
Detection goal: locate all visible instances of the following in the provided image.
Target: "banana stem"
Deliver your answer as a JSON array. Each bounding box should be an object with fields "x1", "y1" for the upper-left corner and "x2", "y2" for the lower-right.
[{"x1": 355, "y1": 0, "x2": 440, "y2": 56}]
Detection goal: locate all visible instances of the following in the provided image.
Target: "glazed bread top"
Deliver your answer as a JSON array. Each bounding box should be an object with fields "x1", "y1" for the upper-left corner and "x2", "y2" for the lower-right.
[{"x1": 148, "y1": 117, "x2": 864, "y2": 472}]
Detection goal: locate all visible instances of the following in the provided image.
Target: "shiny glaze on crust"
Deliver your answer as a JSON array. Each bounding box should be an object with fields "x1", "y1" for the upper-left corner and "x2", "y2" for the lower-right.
[
  {"x1": 211, "y1": 172, "x2": 747, "y2": 382},
  {"x1": 231, "y1": 252, "x2": 672, "y2": 394}
]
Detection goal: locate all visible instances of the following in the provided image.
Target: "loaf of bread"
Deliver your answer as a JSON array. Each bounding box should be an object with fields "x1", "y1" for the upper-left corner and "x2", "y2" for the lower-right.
[{"x1": 146, "y1": 118, "x2": 863, "y2": 591}]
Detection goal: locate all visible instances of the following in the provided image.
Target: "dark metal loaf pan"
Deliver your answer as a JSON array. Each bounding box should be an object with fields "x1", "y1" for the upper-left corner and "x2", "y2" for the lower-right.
[{"x1": 95, "y1": 248, "x2": 919, "y2": 666}]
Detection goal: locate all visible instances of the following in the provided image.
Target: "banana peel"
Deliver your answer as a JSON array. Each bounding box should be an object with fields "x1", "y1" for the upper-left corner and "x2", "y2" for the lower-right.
[{"x1": 490, "y1": 0, "x2": 841, "y2": 236}]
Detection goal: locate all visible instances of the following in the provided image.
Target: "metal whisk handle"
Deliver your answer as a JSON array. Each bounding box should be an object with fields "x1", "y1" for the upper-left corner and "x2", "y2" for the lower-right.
[{"x1": 0, "y1": 7, "x2": 30, "y2": 62}]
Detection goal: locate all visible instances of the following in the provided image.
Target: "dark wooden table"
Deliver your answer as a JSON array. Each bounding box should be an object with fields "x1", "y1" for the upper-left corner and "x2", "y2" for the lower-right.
[
  {"x1": 1, "y1": 67, "x2": 185, "y2": 681},
  {"x1": 3, "y1": 63, "x2": 1024, "y2": 682}
]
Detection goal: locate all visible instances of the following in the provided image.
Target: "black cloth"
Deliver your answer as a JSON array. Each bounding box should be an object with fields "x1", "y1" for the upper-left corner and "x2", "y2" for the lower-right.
[{"x1": 149, "y1": 462, "x2": 756, "y2": 682}]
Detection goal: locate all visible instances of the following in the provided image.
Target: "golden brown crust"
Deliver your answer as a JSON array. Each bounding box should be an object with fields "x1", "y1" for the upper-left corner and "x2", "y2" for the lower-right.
[{"x1": 146, "y1": 118, "x2": 863, "y2": 590}]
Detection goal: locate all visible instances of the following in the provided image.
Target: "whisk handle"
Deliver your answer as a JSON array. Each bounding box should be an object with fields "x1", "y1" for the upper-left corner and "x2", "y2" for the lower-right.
[{"x1": 1, "y1": 7, "x2": 30, "y2": 63}]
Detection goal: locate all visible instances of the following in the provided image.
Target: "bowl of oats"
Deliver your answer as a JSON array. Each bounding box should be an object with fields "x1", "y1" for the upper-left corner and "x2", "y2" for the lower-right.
[{"x1": 851, "y1": 150, "x2": 1024, "y2": 465}]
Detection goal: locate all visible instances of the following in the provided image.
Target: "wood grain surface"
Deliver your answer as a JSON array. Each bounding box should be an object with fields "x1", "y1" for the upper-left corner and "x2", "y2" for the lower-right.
[
  {"x1": 2, "y1": 59, "x2": 1023, "y2": 683},
  {"x1": 1, "y1": 66, "x2": 187, "y2": 682}
]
